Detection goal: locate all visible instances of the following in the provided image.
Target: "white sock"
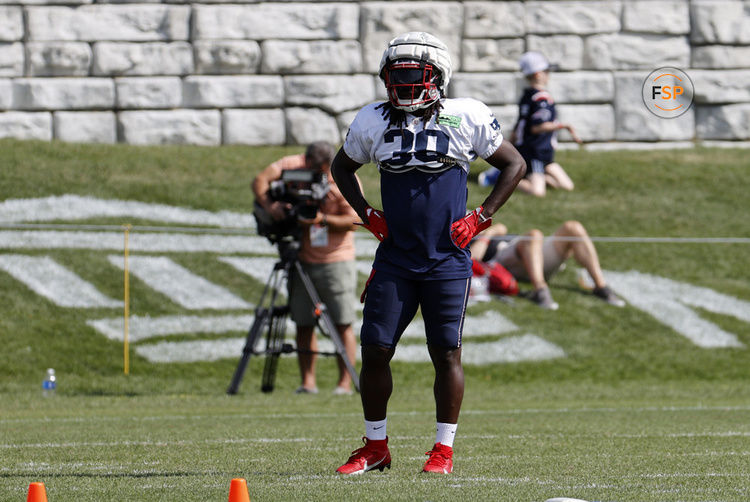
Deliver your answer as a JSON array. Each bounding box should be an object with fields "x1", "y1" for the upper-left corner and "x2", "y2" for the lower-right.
[
  {"x1": 435, "y1": 422, "x2": 457, "y2": 447},
  {"x1": 365, "y1": 418, "x2": 387, "y2": 441}
]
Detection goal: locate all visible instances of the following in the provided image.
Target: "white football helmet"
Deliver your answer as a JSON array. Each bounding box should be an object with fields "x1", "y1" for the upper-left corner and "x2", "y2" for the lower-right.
[{"x1": 378, "y1": 32, "x2": 452, "y2": 112}]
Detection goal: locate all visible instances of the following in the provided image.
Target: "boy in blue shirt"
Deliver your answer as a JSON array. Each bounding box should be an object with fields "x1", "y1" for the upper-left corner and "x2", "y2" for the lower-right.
[{"x1": 479, "y1": 52, "x2": 581, "y2": 197}]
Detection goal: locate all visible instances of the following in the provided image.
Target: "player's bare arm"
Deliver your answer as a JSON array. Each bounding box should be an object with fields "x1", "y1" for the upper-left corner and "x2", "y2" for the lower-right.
[
  {"x1": 331, "y1": 148, "x2": 389, "y2": 242},
  {"x1": 330, "y1": 148, "x2": 367, "y2": 220},
  {"x1": 480, "y1": 141, "x2": 527, "y2": 215}
]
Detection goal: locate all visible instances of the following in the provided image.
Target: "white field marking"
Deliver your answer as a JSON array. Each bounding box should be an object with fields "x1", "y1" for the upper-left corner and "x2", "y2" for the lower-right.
[
  {"x1": 395, "y1": 334, "x2": 564, "y2": 364},
  {"x1": 0, "y1": 230, "x2": 378, "y2": 256},
  {"x1": 0, "y1": 230, "x2": 276, "y2": 254},
  {"x1": 4, "y1": 406, "x2": 750, "y2": 426},
  {"x1": 1, "y1": 460, "x2": 163, "y2": 472},
  {"x1": 136, "y1": 337, "x2": 246, "y2": 363},
  {"x1": 107, "y1": 255, "x2": 252, "y2": 310},
  {"x1": 86, "y1": 309, "x2": 517, "y2": 344},
  {"x1": 605, "y1": 270, "x2": 748, "y2": 348},
  {"x1": 85, "y1": 302, "x2": 524, "y2": 362},
  {"x1": 130, "y1": 319, "x2": 547, "y2": 364},
  {"x1": 6, "y1": 431, "x2": 750, "y2": 450},
  {"x1": 502, "y1": 431, "x2": 750, "y2": 441},
  {"x1": 222, "y1": 257, "x2": 378, "y2": 285},
  {"x1": 0, "y1": 194, "x2": 255, "y2": 228},
  {"x1": 661, "y1": 450, "x2": 750, "y2": 457},
  {"x1": 396, "y1": 309, "x2": 520, "y2": 340},
  {"x1": 355, "y1": 259, "x2": 373, "y2": 276},
  {"x1": 219, "y1": 256, "x2": 368, "y2": 312},
  {"x1": 218, "y1": 256, "x2": 287, "y2": 294},
  {"x1": 133, "y1": 336, "x2": 358, "y2": 363},
  {"x1": 220, "y1": 256, "x2": 363, "y2": 312},
  {"x1": 135, "y1": 335, "x2": 307, "y2": 363},
  {"x1": 0, "y1": 437, "x2": 318, "y2": 449},
  {"x1": 220, "y1": 256, "x2": 377, "y2": 288},
  {"x1": 544, "y1": 498, "x2": 589, "y2": 502},
  {"x1": 218, "y1": 258, "x2": 371, "y2": 313},
  {"x1": 86, "y1": 314, "x2": 263, "y2": 343},
  {"x1": 8, "y1": 433, "x2": 750, "y2": 452},
  {"x1": 354, "y1": 237, "x2": 379, "y2": 257},
  {"x1": 133, "y1": 333, "x2": 557, "y2": 364},
  {"x1": 462, "y1": 404, "x2": 750, "y2": 415},
  {"x1": 4, "y1": 196, "x2": 749, "y2": 362},
  {"x1": 285, "y1": 475, "x2": 573, "y2": 487},
  {"x1": 0, "y1": 254, "x2": 121, "y2": 308},
  {"x1": 632, "y1": 472, "x2": 750, "y2": 480}
]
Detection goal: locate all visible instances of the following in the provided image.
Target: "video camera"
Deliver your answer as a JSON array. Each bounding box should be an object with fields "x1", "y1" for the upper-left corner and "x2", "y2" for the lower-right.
[{"x1": 254, "y1": 169, "x2": 330, "y2": 244}]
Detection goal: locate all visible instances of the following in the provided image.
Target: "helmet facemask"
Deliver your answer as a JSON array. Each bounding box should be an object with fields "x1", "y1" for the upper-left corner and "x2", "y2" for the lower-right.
[{"x1": 383, "y1": 60, "x2": 442, "y2": 113}]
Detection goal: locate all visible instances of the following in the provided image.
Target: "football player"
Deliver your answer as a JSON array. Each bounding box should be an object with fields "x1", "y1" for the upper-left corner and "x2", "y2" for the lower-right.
[{"x1": 331, "y1": 32, "x2": 526, "y2": 475}]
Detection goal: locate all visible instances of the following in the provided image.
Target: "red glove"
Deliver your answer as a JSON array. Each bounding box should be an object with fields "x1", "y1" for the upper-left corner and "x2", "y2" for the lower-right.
[
  {"x1": 357, "y1": 205, "x2": 388, "y2": 242},
  {"x1": 451, "y1": 206, "x2": 492, "y2": 249}
]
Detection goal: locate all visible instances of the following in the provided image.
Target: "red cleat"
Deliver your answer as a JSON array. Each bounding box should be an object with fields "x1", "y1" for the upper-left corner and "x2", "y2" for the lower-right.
[
  {"x1": 336, "y1": 437, "x2": 391, "y2": 475},
  {"x1": 422, "y1": 443, "x2": 453, "y2": 474}
]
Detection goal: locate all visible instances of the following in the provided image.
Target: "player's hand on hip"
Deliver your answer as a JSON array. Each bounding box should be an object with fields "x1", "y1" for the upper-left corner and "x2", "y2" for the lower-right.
[
  {"x1": 356, "y1": 205, "x2": 388, "y2": 241},
  {"x1": 451, "y1": 206, "x2": 492, "y2": 248}
]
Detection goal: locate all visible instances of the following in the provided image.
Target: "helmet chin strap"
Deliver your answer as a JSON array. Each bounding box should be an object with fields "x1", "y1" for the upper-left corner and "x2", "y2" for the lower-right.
[{"x1": 391, "y1": 96, "x2": 438, "y2": 113}]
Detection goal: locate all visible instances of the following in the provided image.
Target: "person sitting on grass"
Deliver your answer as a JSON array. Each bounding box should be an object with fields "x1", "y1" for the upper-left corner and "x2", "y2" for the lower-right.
[{"x1": 469, "y1": 220, "x2": 625, "y2": 310}]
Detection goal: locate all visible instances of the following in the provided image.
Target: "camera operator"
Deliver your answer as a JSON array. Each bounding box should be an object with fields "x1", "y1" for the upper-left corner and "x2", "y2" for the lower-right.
[{"x1": 252, "y1": 141, "x2": 360, "y2": 395}]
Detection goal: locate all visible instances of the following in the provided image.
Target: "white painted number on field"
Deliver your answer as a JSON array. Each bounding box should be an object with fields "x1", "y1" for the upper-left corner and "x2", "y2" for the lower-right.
[
  {"x1": 0, "y1": 254, "x2": 121, "y2": 308},
  {"x1": 107, "y1": 255, "x2": 252, "y2": 310},
  {"x1": 606, "y1": 270, "x2": 748, "y2": 348},
  {"x1": 0, "y1": 196, "x2": 747, "y2": 366}
]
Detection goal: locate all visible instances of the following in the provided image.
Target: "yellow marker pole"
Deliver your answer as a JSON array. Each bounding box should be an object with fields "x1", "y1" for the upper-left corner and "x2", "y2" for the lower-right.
[{"x1": 122, "y1": 224, "x2": 132, "y2": 375}]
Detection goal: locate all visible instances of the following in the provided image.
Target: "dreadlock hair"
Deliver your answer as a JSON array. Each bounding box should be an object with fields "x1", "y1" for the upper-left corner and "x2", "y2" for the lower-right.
[{"x1": 375, "y1": 100, "x2": 444, "y2": 129}]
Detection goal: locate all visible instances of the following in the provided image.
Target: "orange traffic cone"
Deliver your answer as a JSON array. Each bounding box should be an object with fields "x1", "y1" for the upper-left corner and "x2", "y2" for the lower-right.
[
  {"x1": 228, "y1": 478, "x2": 250, "y2": 502},
  {"x1": 27, "y1": 482, "x2": 48, "y2": 502}
]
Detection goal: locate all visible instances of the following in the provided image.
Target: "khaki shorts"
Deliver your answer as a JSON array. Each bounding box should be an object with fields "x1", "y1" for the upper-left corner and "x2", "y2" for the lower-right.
[
  {"x1": 494, "y1": 237, "x2": 565, "y2": 282},
  {"x1": 288, "y1": 260, "x2": 356, "y2": 327}
]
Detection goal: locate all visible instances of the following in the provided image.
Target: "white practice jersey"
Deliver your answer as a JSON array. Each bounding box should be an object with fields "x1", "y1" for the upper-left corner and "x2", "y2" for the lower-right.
[{"x1": 344, "y1": 98, "x2": 504, "y2": 174}]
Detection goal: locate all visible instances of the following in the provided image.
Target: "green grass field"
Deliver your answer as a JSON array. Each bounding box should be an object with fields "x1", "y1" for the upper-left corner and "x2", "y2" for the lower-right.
[
  {"x1": 1, "y1": 139, "x2": 749, "y2": 501},
  {"x1": 4, "y1": 383, "x2": 750, "y2": 501}
]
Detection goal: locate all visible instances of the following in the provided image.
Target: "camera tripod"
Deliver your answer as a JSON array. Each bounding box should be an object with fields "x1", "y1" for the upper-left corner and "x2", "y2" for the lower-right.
[{"x1": 227, "y1": 240, "x2": 360, "y2": 394}]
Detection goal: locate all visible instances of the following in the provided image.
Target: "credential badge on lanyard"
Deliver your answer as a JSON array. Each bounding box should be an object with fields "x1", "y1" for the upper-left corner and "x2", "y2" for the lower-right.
[{"x1": 309, "y1": 224, "x2": 328, "y2": 247}]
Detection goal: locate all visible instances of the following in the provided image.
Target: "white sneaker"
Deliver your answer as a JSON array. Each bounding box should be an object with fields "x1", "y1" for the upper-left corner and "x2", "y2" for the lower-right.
[
  {"x1": 294, "y1": 386, "x2": 318, "y2": 394},
  {"x1": 529, "y1": 287, "x2": 559, "y2": 310},
  {"x1": 593, "y1": 286, "x2": 626, "y2": 307}
]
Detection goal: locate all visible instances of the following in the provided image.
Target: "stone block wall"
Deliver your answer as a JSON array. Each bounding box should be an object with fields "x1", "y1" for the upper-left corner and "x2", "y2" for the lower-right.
[{"x1": 0, "y1": 0, "x2": 748, "y2": 147}]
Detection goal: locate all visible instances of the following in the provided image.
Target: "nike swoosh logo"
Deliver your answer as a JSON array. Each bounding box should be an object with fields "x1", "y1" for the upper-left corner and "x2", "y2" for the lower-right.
[
  {"x1": 364, "y1": 455, "x2": 387, "y2": 471},
  {"x1": 373, "y1": 425, "x2": 384, "y2": 430}
]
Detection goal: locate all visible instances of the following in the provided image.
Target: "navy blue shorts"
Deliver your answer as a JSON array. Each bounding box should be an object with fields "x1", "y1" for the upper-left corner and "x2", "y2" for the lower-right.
[
  {"x1": 360, "y1": 270, "x2": 471, "y2": 349},
  {"x1": 525, "y1": 158, "x2": 548, "y2": 177},
  {"x1": 519, "y1": 148, "x2": 555, "y2": 178}
]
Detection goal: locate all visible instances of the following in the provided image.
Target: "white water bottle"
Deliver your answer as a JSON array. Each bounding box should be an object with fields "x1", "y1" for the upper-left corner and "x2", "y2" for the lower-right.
[{"x1": 42, "y1": 368, "x2": 56, "y2": 396}]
